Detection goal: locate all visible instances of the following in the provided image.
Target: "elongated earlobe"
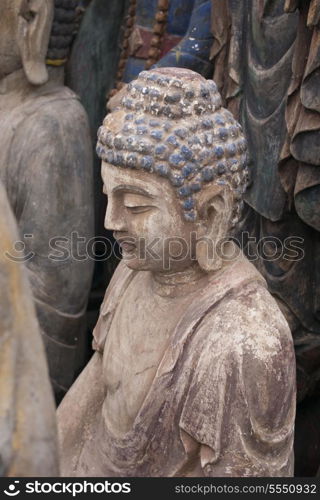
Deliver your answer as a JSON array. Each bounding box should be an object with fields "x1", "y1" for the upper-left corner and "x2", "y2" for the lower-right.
[
  {"x1": 196, "y1": 188, "x2": 233, "y2": 272},
  {"x1": 197, "y1": 238, "x2": 223, "y2": 272},
  {"x1": 18, "y1": 0, "x2": 54, "y2": 85}
]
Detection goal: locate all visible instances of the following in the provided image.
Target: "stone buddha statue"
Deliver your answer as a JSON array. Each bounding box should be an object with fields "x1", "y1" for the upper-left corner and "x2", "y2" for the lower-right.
[
  {"x1": 0, "y1": 180, "x2": 58, "y2": 477},
  {"x1": 0, "y1": 0, "x2": 94, "y2": 402},
  {"x1": 58, "y1": 68, "x2": 296, "y2": 477}
]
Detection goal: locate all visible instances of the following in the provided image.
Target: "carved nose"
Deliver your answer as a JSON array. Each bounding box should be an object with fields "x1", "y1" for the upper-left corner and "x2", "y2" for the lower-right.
[{"x1": 104, "y1": 201, "x2": 126, "y2": 232}]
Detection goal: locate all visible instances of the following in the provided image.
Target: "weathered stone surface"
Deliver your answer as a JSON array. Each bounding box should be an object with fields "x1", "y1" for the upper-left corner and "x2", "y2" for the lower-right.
[
  {"x1": 58, "y1": 68, "x2": 296, "y2": 477},
  {"x1": 0, "y1": 181, "x2": 58, "y2": 477},
  {"x1": 0, "y1": 0, "x2": 94, "y2": 402},
  {"x1": 210, "y1": 0, "x2": 320, "y2": 476}
]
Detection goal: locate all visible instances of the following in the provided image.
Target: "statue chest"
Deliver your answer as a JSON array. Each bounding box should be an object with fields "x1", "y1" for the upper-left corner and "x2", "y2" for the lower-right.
[{"x1": 100, "y1": 275, "x2": 191, "y2": 435}]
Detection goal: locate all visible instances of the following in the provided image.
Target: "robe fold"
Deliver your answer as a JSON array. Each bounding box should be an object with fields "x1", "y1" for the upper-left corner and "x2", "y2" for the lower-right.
[{"x1": 58, "y1": 258, "x2": 296, "y2": 477}]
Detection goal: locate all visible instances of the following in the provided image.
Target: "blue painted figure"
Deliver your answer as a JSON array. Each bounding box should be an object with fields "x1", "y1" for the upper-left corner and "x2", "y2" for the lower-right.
[{"x1": 122, "y1": 0, "x2": 213, "y2": 83}]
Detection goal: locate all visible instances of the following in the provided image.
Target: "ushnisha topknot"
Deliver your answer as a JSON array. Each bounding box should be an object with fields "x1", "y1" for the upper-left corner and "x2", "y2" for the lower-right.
[{"x1": 96, "y1": 68, "x2": 249, "y2": 227}]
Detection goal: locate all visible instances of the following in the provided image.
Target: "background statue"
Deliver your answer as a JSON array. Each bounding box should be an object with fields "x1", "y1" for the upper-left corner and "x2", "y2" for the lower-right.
[
  {"x1": 0, "y1": 0, "x2": 94, "y2": 402},
  {"x1": 209, "y1": 0, "x2": 320, "y2": 475},
  {"x1": 112, "y1": 0, "x2": 213, "y2": 87},
  {"x1": 0, "y1": 181, "x2": 58, "y2": 477},
  {"x1": 58, "y1": 68, "x2": 296, "y2": 477}
]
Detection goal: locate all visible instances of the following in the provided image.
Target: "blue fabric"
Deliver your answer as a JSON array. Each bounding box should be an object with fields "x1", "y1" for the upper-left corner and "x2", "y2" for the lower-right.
[
  {"x1": 122, "y1": 0, "x2": 213, "y2": 82},
  {"x1": 167, "y1": 0, "x2": 196, "y2": 35},
  {"x1": 135, "y1": 0, "x2": 161, "y2": 29},
  {"x1": 155, "y1": 0, "x2": 213, "y2": 77}
]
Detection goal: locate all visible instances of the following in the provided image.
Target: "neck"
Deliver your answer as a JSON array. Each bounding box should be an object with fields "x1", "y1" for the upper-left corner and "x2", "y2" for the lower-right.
[
  {"x1": 0, "y1": 66, "x2": 64, "y2": 97},
  {"x1": 150, "y1": 245, "x2": 246, "y2": 298},
  {"x1": 151, "y1": 263, "x2": 207, "y2": 298}
]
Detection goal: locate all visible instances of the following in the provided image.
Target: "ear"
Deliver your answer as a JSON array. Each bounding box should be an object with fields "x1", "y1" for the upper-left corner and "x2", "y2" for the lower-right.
[
  {"x1": 17, "y1": 0, "x2": 54, "y2": 85},
  {"x1": 196, "y1": 184, "x2": 234, "y2": 272}
]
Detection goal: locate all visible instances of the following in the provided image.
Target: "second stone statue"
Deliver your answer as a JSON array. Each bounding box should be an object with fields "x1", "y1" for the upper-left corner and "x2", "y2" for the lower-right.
[
  {"x1": 58, "y1": 68, "x2": 296, "y2": 477},
  {"x1": 0, "y1": 0, "x2": 94, "y2": 402}
]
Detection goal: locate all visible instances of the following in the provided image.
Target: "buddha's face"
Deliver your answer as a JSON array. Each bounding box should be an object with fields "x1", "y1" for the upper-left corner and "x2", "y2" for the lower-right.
[
  {"x1": 102, "y1": 162, "x2": 200, "y2": 273},
  {"x1": 0, "y1": 1, "x2": 21, "y2": 80}
]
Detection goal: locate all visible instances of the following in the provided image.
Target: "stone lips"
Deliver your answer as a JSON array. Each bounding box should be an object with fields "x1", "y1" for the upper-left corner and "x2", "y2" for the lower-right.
[{"x1": 97, "y1": 68, "x2": 249, "y2": 226}]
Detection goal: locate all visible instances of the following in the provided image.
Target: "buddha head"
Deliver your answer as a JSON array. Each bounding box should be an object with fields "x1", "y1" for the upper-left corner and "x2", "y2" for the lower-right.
[
  {"x1": 0, "y1": 0, "x2": 77, "y2": 84},
  {"x1": 97, "y1": 68, "x2": 249, "y2": 273}
]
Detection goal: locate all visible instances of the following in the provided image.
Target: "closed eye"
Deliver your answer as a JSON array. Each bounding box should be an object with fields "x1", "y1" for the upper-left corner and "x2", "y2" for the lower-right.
[{"x1": 125, "y1": 205, "x2": 154, "y2": 214}]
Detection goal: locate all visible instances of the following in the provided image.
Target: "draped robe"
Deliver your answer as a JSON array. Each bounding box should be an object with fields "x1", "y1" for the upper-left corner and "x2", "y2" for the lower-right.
[{"x1": 58, "y1": 258, "x2": 296, "y2": 477}]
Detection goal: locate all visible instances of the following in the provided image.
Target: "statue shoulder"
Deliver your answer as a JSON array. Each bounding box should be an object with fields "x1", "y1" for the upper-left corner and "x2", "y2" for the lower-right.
[
  {"x1": 196, "y1": 279, "x2": 294, "y2": 364},
  {"x1": 10, "y1": 89, "x2": 91, "y2": 163},
  {"x1": 31, "y1": 86, "x2": 90, "y2": 131},
  {"x1": 7, "y1": 85, "x2": 90, "y2": 144},
  {"x1": 6, "y1": 89, "x2": 93, "y2": 214},
  {"x1": 179, "y1": 280, "x2": 296, "y2": 475}
]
